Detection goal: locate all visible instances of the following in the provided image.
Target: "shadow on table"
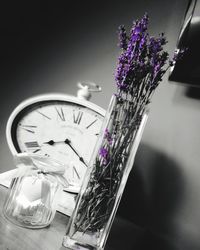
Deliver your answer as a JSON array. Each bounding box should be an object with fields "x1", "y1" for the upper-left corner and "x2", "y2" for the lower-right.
[{"x1": 106, "y1": 143, "x2": 185, "y2": 250}]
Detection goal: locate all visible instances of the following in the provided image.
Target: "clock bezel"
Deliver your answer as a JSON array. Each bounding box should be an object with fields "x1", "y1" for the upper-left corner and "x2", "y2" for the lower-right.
[{"x1": 6, "y1": 93, "x2": 105, "y2": 156}]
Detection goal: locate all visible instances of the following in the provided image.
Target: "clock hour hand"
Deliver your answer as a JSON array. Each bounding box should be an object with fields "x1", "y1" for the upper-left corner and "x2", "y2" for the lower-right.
[
  {"x1": 43, "y1": 140, "x2": 63, "y2": 145},
  {"x1": 44, "y1": 140, "x2": 55, "y2": 145},
  {"x1": 64, "y1": 139, "x2": 88, "y2": 168}
]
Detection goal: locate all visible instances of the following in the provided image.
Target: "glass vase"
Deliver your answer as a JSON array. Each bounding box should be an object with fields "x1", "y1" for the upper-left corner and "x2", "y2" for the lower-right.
[
  {"x1": 62, "y1": 94, "x2": 148, "y2": 250},
  {"x1": 3, "y1": 154, "x2": 65, "y2": 228}
]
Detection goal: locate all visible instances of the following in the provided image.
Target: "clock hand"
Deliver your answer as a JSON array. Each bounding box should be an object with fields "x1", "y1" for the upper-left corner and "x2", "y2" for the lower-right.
[
  {"x1": 64, "y1": 139, "x2": 88, "y2": 168},
  {"x1": 43, "y1": 139, "x2": 88, "y2": 167},
  {"x1": 44, "y1": 140, "x2": 55, "y2": 145},
  {"x1": 43, "y1": 140, "x2": 64, "y2": 145}
]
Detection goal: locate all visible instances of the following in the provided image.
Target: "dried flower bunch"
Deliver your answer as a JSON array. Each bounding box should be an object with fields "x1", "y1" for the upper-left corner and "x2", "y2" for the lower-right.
[
  {"x1": 74, "y1": 14, "x2": 184, "y2": 233},
  {"x1": 115, "y1": 13, "x2": 184, "y2": 94}
]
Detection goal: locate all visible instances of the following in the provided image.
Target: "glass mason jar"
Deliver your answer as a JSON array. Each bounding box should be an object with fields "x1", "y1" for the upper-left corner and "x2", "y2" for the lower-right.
[
  {"x1": 62, "y1": 95, "x2": 148, "y2": 250},
  {"x1": 3, "y1": 154, "x2": 65, "y2": 228}
]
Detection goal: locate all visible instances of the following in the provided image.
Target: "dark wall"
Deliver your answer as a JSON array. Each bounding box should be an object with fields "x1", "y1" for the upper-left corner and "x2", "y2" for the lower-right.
[{"x1": 2, "y1": 1, "x2": 200, "y2": 250}]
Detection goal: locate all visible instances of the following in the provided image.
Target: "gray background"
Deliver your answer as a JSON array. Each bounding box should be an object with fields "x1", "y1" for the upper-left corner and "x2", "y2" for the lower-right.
[{"x1": 1, "y1": 1, "x2": 200, "y2": 249}]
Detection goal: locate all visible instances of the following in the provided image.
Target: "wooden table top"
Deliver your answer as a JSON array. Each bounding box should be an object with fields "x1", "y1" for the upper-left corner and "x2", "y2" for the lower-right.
[
  {"x1": 0, "y1": 185, "x2": 69, "y2": 250},
  {"x1": 0, "y1": 185, "x2": 148, "y2": 250}
]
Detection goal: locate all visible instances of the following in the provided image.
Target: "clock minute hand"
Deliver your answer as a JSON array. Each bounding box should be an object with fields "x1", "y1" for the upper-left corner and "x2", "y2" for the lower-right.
[{"x1": 64, "y1": 139, "x2": 88, "y2": 167}]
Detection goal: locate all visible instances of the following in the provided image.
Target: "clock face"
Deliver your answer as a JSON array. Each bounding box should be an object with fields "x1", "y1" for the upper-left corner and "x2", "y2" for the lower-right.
[{"x1": 9, "y1": 98, "x2": 104, "y2": 192}]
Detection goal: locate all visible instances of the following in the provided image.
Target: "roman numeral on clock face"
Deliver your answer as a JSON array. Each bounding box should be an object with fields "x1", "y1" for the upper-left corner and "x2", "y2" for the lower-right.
[
  {"x1": 55, "y1": 107, "x2": 65, "y2": 121},
  {"x1": 86, "y1": 119, "x2": 97, "y2": 129},
  {"x1": 37, "y1": 111, "x2": 51, "y2": 120},
  {"x1": 73, "y1": 111, "x2": 83, "y2": 124},
  {"x1": 21, "y1": 128, "x2": 35, "y2": 134},
  {"x1": 19, "y1": 124, "x2": 37, "y2": 134},
  {"x1": 25, "y1": 141, "x2": 40, "y2": 148},
  {"x1": 20, "y1": 125, "x2": 37, "y2": 128}
]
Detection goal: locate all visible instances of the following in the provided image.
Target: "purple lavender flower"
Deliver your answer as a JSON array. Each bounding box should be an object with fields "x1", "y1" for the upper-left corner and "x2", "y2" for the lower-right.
[
  {"x1": 139, "y1": 35, "x2": 147, "y2": 50},
  {"x1": 148, "y1": 35, "x2": 167, "y2": 71},
  {"x1": 118, "y1": 25, "x2": 127, "y2": 50},
  {"x1": 153, "y1": 63, "x2": 161, "y2": 77},
  {"x1": 99, "y1": 147, "x2": 109, "y2": 165},
  {"x1": 99, "y1": 147, "x2": 108, "y2": 158},
  {"x1": 104, "y1": 128, "x2": 113, "y2": 145},
  {"x1": 115, "y1": 54, "x2": 130, "y2": 90},
  {"x1": 115, "y1": 14, "x2": 150, "y2": 92},
  {"x1": 149, "y1": 34, "x2": 167, "y2": 55},
  {"x1": 130, "y1": 13, "x2": 148, "y2": 42},
  {"x1": 115, "y1": 13, "x2": 185, "y2": 96}
]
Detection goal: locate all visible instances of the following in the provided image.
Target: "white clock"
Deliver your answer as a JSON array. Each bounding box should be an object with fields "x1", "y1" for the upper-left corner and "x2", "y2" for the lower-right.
[{"x1": 6, "y1": 93, "x2": 105, "y2": 193}]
